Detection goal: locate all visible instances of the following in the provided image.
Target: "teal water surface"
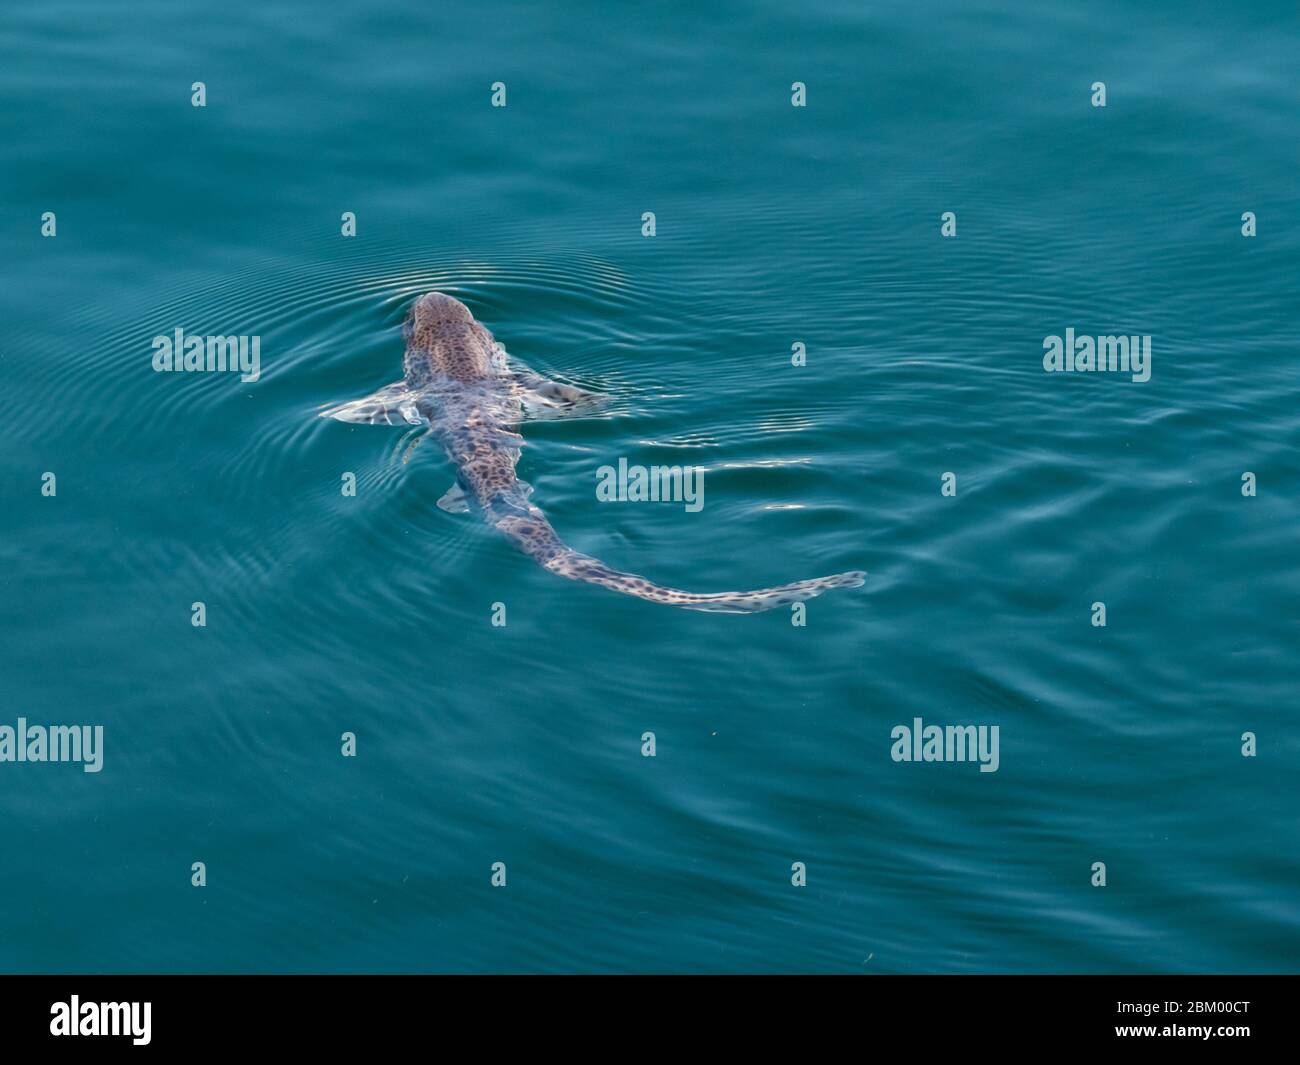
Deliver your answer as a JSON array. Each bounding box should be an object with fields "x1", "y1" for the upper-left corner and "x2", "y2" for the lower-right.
[{"x1": 2, "y1": 0, "x2": 1298, "y2": 973}]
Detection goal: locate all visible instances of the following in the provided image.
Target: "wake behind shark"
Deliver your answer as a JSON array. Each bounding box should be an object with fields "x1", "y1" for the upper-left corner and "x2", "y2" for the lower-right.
[{"x1": 320, "y1": 292, "x2": 866, "y2": 613}]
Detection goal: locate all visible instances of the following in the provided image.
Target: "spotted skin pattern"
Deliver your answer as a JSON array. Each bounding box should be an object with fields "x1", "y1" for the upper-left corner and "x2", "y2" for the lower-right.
[{"x1": 325, "y1": 292, "x2": 867, "y2": 613}]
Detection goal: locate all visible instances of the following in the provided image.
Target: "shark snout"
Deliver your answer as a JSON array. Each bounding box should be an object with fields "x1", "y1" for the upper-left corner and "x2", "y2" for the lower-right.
[{"x1": 412, "y1": 291, "x2": 473, "y2": 324}]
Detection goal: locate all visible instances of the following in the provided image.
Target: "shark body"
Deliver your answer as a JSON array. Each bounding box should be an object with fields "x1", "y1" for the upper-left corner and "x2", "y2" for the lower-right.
[{"x1": 321, "y1": 292, "x2": 866, "y2": 612}]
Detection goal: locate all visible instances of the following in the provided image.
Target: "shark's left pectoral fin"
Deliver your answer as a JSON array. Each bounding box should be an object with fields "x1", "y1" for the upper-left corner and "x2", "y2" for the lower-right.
[
  {"x1": 510, "y1": 368, "x2": 607, "y2": 420},
  {"x1": 320, "y1": 381, "x2": 427, "y2": 426}
]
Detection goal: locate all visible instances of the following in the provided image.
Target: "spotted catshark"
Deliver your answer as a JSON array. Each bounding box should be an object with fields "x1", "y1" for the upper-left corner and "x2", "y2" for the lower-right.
[{"x1": 321, "y1": 292, "x2": 866, "y2": 612}]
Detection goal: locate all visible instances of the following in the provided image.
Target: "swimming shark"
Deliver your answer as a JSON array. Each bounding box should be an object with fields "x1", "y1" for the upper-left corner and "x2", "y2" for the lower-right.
[{"x1": 321, "y1": 292, "x2": 866, "y2": 612}]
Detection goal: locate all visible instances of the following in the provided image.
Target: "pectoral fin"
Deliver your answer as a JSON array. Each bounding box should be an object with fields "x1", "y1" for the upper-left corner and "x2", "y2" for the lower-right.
[
  {"x1": 510, "y1": 367, "x2": 606, "y2": 419},
  {"x1": 320, "y1": 382, "x2": 427, "y2": 426}
]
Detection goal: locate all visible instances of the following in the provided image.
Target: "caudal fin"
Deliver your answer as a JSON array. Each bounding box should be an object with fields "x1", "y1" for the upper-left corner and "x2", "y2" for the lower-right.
[
  {"x1": 543, "y1": 550, "x2": 866, "y2": 613},
  {"x1": 489, "y1": 505, "x2": 865, "y2": 613}
]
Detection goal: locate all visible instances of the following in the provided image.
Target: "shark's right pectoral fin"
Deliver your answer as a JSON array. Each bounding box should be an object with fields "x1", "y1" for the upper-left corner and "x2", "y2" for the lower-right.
[
  {"x1": 319, "y1": 382, "x2": 427, "y2": 427},
  {"x1": 510, "y1": 368, "x2": 607, "y2": 419}
]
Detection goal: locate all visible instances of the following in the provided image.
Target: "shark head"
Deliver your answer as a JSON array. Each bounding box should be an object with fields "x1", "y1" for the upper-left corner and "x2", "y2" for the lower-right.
[
  {"x1": 409, "y1": 291, "x2": 474, "y2": 330},
  {"x1": 402, "y1": 291, "x2": 491, "y2": 382}
]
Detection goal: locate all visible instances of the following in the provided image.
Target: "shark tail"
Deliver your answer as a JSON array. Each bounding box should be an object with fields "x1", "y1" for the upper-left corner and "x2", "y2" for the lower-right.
[
  {"x1": 488, "y1": 502, "x2": 865, "y2": 613},
  {"x1": 542, "y1": 548, "x2": 866, "y2": 614}
]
